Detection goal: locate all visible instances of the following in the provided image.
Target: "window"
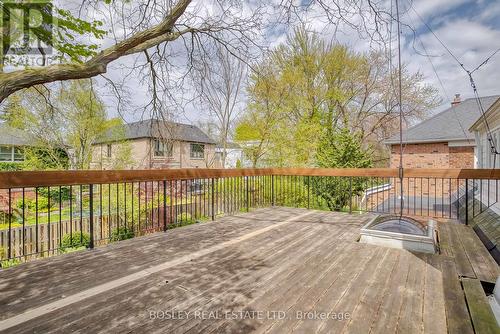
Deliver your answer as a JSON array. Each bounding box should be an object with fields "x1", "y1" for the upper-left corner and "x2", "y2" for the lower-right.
[
  {"x1": 13, "y1": 147, "x2": 24, "y2": 161},
  {"x1": 153, "y1": 139, "x2": 173, "y2": 157},
  {"x1": 0, "y1": 146, "x2": 11, "y2": 161},
  {"x1": 0, "y1": 146, "x2": 24, "y2": 162},
  {"x1": 190, "y1": 143, "x2": 205, "y2": 159},
  {"x1": 106, "y1": 144, "x2": 112, "y2": 158}
]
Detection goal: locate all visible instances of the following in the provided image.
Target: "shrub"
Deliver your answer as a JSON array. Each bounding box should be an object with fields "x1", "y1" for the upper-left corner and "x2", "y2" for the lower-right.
[
  {"x1": 61, "y1": 232, "x2": 90, "y2": 250},
  {"x1": 37, "y1": 186, "x2": 73, "y2": 202},
  {"x1": 176, "y1": 213, "x2": 196, "y2": 226},
  {"x1": 17, "y1": 197, "x2": 51, "y2": 211},
  {"x1": 0, "y1": 162, "x2": 23, "y2": 171},
  {"x1": 1, "y1": 258, "x2": 21, "y2": 269},
  {"x1": 0, "y1": 247, "x2": 22, "y2": 268},
  {"x1": 110, "y1": 227, "x2": 135, "y2": 241},
  {"x1": 0, "y1": 246, "x2": 6, "y2": 260}
]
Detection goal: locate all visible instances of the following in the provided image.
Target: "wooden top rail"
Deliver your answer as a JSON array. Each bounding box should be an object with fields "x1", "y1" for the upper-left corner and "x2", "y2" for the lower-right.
[{"x1": 0, "y1": 168, "x2": 499, "y2": 188}]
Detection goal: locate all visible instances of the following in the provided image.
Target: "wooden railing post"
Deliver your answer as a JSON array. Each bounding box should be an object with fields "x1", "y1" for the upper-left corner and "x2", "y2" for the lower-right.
[{"x1": 89, "y1": 184, "x2": 94, "y2": 249}]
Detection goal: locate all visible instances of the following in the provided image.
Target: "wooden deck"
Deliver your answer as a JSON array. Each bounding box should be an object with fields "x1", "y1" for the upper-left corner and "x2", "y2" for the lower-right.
[{"x1": 0, "y1": 207, "x2": 498, "y2": 333}]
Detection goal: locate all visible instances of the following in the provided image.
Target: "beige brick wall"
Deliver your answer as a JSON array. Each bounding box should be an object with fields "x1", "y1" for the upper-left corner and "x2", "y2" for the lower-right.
[{"x1": 91, "y1": 139, "x2": 220, "y2": 170}]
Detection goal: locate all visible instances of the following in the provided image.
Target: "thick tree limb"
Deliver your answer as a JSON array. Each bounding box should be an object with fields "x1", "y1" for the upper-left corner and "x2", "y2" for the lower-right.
[{"x1": 0, "y1": 0, "x2": 192, "y2": 103}]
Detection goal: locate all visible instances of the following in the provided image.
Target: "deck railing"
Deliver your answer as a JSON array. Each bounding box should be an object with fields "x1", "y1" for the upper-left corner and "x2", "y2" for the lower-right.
[{"x1": 0, "y1": 168, "x2": 498, "y2": 263}]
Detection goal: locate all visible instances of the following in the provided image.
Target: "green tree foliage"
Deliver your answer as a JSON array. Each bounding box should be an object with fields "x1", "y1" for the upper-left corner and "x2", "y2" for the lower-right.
[
  {"x1": 1, "y1": 80, "x2": 131, "y2": 170},
  {"x1": 236, "y1": 27, "x2": 440, "y2": 167},
  {"x1": 0, "y1": 162, "x2": 22, "y2": 171},
  {"x1": 311, "y1": 128, "x2": 373, "y2": 210},
  {"x1": 1, "y1": 2, "x2": 105, "y2": 64}
]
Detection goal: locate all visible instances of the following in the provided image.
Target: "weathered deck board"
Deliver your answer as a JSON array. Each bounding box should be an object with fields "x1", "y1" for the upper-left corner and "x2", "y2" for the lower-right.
[
  {"x1": 454, "y1": 224, "x2": 499, "y2": 283},
  {"x1": 422, "y1": 254, "x2": 447, "y2": 334},
  {"x1": 462, "y1": 278, "x2": 499, "y2": 334},
  {"x1": 0, "y1": 207, "x2": 498, "y2": 333},
  {"x1": 441, "y1": 258, "x2": 474, "y2": 334},
  {"x1": 441, "y1": 222, "x2": 477, "y2": 279}
]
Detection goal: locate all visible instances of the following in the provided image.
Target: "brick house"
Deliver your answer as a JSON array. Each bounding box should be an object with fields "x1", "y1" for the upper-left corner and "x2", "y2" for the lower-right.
[
  {"x1": 385, "y1": 95, "x2": 499, "y2": 169},
  {"x1": 91, "y1": 119, "x2": 220, "y2": 170},
  {"x1": 367, "y1": 95, "x2": 500, "y2": 216}
]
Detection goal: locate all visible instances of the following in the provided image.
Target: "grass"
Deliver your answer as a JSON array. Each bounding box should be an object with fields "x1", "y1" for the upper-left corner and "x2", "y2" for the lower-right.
[{"x1": 0, "y1": 191, "x2": 198, "y2": 230}]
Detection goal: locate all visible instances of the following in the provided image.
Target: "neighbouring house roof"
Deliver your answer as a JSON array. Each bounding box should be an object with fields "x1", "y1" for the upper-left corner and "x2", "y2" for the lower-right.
[
  {"x1": 0, "y1": 122, "x2": 30, "y2": 146},
  {"x1": 216, "y1": 142, "x2": 242, "y2": 150},
  {"x1": 384, "y1": 95, "x2": 500, "y2": 145},
  {"x1": 95, "y1": 119, "x2": 216, "y2": 145},
  {"x1": 469, "y1": 97, "x2": 500, "y2": 131}
]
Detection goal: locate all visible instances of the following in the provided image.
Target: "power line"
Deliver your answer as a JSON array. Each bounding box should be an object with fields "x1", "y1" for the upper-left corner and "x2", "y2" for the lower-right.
[
  {"x1": 395, "y1": 0, "x2": 405, "y2": 218},
  {"x1": 471, "y1": 47, "x2": 500, "y2": 74},
  {"x1": 410, "y1": 4, "x2": 500, "y2": 166},
  {"x1": 406, "y1": 11, "x2": 471, "y2": 144}
]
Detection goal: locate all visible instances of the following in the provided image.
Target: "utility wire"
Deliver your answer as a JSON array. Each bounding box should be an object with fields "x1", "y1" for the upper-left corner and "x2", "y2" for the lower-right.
[
  {"x1": 406, "y1": 11, "x2": 471, "y2": 144},
  {"x1": 395, "y1": 0, "x2": 405, "y2": 218},
  {"x1": 410, "y1": 4, "x2": 499, "y2": 167},
  {"x1": 470, "y1": 47, "x2": 500, "y2": 74}
]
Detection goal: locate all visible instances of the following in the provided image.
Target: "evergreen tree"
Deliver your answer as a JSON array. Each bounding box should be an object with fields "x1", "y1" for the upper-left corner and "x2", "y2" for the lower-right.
[{"x1": 311, "y1": 128, "x2": 372, "y2": 210}]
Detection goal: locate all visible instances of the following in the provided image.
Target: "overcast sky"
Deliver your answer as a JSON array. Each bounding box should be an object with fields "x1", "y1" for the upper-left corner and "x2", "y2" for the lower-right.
[{"x1": 94, "y1": 0, "x2": 500, "y2": 125}]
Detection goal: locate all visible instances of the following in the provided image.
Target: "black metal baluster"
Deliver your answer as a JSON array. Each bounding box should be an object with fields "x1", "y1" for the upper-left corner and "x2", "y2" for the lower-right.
[
  {"x1": 59, "y1": 186, "x2": 62, "y2": 250},
  {"x1": 420, "y1": 178, "x2": 423, "y2": 217},
  {"x1": 427, "y1": 178, "x2": 430, "y2": 217},
  {"x1": 7, "y1": 189, "x2": 12, "y2": 259},
  {"x1": 150, "y1": 181, "x2": 154, "y2": 229},
  {"x1": 116, "y1": 183, "x2": 120, "y2": 233},
  {"x1": 157, "y1": 181, "x2": 160, "y2": 230},
  {"x1": 108, "y1": 183, "x2": 111, "y2": 239},
  {"x1": 99, "y1": 184, "x2": 103, "y2": 241},
  {"x1": 211, "y1": 178, "x2": 215, "y2": 220},
  {"x1": 89, "y1": 184, "x2": 94, "y2": 249},
  {"x1": 131, "y1": 183, "x2": 134, "y2": 235},
  {"x1": 144, "y1": 182, "x2": 148, "y2": 229},
  {"x1": 170, "y1": 180, "x2": 174, "y2": 228},
  {"x1": 69, "y1": 186, "x2": 72, "y2": 247},
  {"x1": 163, "y1": 180, "x2": 167, "y2": 232},
  {"x1": 22, "y1": 188, "x2": 25, "y2": 257},
  {"x1": 448, "y1": 179, "x2": 452, "y2": 218},
  {"x1": 124, "y1": 183, "x2": 127, "y2": 233},
  {"x1": 465, "y1": 179, "x2": 469, "y2": 225},
  {"x1": 35, "y1": 187, "x2": 39, "y2": 254},
  {"x1": 47, "y1": 186, "x2": 51, "y2": 255}
]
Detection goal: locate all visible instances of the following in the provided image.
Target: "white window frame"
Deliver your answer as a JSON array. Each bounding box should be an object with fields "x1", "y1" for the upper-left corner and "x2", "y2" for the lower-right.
[
  {"x1": 190, "y1": 143, "x2": 205, "y2": 159},
  {"x1": 0, "y1": 145, "x2": 24, "y2": 162},
  {"x1": 153, "y1": 139, "x2": 173, "y2": 157}
]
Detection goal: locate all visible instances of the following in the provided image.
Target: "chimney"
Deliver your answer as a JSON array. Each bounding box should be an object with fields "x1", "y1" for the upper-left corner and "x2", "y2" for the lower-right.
[{"x1": 451, "y1": 94, "x2": 461, "y2": 106}]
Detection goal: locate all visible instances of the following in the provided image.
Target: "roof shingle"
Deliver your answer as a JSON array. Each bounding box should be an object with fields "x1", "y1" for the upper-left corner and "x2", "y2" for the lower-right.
[
  {"x1": 385, "y1": 96, "x2": 499, "y2": 144},
  {"x1": 0, "y1": 123, "x2": 30, "y2": 146},
  {"x1": 95, "y1": 119, "x2": 216, "y2": 145}
]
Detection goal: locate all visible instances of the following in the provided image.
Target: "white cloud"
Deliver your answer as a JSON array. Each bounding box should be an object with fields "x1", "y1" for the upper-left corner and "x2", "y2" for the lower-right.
[{"x1": 411, "y1": 0, "x2": 468, "y2": 19}]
